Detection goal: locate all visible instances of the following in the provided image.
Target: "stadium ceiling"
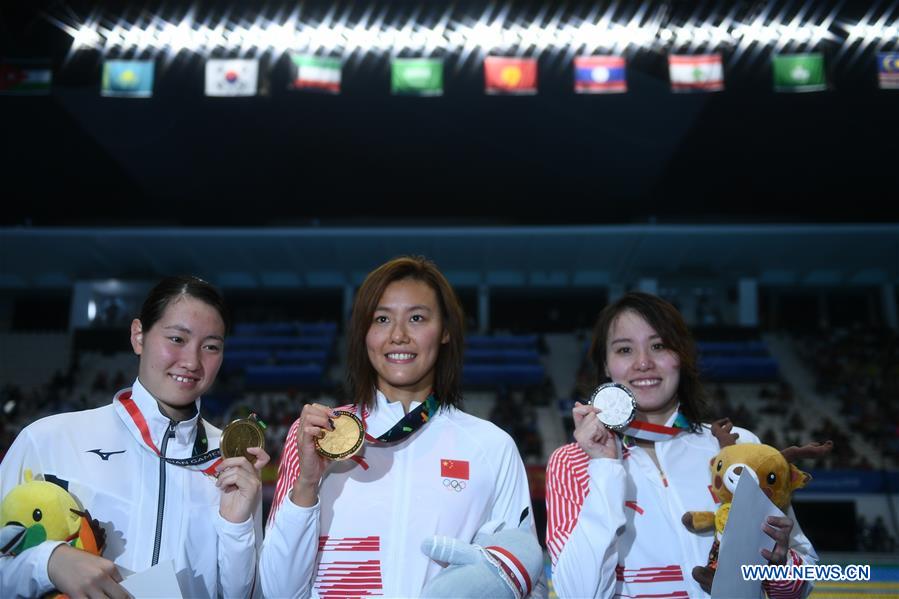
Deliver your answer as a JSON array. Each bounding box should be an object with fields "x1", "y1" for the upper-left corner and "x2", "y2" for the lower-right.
[{"x1": 1, "y1": 225, "x2": 897, "y2": 290}]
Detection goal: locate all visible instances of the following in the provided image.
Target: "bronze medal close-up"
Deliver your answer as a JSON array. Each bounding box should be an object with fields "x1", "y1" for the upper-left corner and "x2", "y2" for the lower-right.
[
  {"x1": 221, "y1": 415, "x2": 266, "y2": 464},
  {"x1": 315, "y1": 410, "x2": 365, "y2": 460}
]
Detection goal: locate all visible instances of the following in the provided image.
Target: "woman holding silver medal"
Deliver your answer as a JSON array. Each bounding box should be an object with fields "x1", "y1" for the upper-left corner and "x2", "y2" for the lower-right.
[
  {"x1": 0, "y1": 276, "x2": 268, "y2": 598},
  {"x1": 261, "y1": 256, "x2": 542, "y2": 598},
  {"x1": 546, "y1": 292, "x2": 818, "y2": 598}
]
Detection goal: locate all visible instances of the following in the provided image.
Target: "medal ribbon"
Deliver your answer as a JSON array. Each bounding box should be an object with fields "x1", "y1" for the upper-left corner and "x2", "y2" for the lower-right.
[
  {"x1": 620, "y1": 412, "x2": 691, "y2": 446},
  {"x1": 116, "y1": 389, "x2": 222, "y2": 475},
  {"x1": 362, "y1": 393, "x2": 439, "y2": 444}
]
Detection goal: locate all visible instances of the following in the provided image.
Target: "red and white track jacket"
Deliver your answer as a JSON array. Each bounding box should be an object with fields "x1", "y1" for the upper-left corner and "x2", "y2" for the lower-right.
[
  {"x1": 260, "y1": 391, "x2": 539, "y2": 599},
  {"x1": 546, "y1": 421, "x2": 816, "y2": 599}
]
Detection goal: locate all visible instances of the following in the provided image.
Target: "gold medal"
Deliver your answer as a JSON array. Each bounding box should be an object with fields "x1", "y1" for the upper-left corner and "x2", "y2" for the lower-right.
[
  {"x1": 221, "y1": 414, "x2": 266, "y2": 464},
  {"x1": 315, "y1": 410, "x2": 365, "y2": 460}
]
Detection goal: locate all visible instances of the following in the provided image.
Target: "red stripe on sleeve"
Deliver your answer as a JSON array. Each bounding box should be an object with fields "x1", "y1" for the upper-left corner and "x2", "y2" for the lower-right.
[
  {"x1": 545, "y1": 443, "x2": 591, "y2": 565},
  {"x1": 268, "y1": 418, "x2": 302, "y2": 527}
]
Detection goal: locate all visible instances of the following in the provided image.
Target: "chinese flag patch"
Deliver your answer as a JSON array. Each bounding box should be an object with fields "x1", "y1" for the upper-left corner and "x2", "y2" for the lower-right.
[{"x1": 441, "y1": 459, "x2": 469, "y2": 480}]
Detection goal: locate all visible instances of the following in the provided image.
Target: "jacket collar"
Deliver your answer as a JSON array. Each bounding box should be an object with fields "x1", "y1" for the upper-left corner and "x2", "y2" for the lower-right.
[
  {"x1": 114, "y1": 378, "x2": 201, "y2": 455},
  {"x1": 362, "y1": 389, "x2": 424, "y2": 438}
]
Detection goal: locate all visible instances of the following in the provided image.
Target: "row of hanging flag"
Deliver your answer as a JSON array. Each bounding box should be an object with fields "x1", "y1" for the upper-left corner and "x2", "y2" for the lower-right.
[{"x1": 3, "y1": 52, "x2": 898, "y2": 97}]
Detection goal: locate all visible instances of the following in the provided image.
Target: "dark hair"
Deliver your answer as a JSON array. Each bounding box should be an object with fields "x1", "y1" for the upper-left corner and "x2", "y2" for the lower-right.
[
  {"x1": 347, "y1": 256, "x2": 465, "y2": 410},
  {"x1": 589, "y1": 291, "x2": 709, "y2": 429},
  {"x1": 138, "y1": 275, "x2": 231, "y2": 333}
]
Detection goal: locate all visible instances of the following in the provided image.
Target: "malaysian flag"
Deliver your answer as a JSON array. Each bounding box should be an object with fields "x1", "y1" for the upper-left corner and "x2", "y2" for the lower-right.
[{"x1": 878, "y1": 52, "x2": 899, "y2": 90}]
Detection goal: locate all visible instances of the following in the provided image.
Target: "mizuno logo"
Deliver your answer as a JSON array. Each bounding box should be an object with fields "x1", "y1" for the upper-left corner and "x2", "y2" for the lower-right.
[{"x1": 87, "y1": 449, "x2": 126, "y2": 461}]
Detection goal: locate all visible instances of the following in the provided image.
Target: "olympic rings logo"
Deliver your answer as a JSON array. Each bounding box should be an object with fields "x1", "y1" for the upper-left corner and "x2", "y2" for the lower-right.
[{"x1": 443, "y1": 478, "x2": 467, "y2": 492}]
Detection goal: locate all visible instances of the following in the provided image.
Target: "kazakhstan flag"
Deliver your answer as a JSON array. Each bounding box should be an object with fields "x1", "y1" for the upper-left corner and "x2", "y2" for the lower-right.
[{"x1": 102, "y1": 60, "x2": 155, "y2": 98}]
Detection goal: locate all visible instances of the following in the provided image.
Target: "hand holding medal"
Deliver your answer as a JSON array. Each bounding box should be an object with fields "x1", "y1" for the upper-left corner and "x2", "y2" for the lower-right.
[
  {"x1": 220, "y1": 414, "x2": 267, "y2": 463},
  {"x1": 217, "y1": 413, "x2": 270, "y2": 523},
  {"x1": 589, "y1": 383, "x2": 637, "y2": 431},
  {"x1": 291, "y1": 403, "x2": 354, "y2": 507},
  {"x1": 314, "y1": 410, "x2": 365, "y2": 461}
]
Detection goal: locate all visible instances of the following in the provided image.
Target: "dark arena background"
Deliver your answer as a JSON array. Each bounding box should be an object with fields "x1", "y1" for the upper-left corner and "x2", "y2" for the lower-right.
[{"x1": 1, "y1": 0, "x2": 898, "y2": 596}]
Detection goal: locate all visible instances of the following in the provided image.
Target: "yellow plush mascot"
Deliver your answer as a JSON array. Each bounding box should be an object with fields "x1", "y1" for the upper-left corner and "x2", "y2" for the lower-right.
[
  {"x1": 0, "y1": 470, "x2": 104, "y2": 558},
  {"x1": 681, "y1": 420, "x2": 832, "y2": 592}
]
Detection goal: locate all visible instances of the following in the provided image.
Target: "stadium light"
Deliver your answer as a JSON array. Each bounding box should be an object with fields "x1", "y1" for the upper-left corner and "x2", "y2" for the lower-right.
[{"x1": 52, "y1": 5, "x2": 893, "y2": 57}]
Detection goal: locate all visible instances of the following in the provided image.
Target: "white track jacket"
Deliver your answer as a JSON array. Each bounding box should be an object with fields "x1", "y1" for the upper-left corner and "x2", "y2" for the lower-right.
[
  {"x1": 260, "y1": 391, "x2": 539, "y2": 599},
  {"x1": 0, "y1": 379, "x2": 260, "y2": 598},
  {"x1": 546, "y1": 422, "x2": 816, "y2": 599}
]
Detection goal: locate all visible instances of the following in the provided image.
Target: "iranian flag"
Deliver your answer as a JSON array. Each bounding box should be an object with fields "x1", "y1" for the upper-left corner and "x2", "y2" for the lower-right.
[{"x1": 289, "y1": 54, "x2": 341, "y2": 93}]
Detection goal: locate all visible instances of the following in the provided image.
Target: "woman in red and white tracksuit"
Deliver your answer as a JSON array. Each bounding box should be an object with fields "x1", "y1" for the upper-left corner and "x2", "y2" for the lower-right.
[
  {"x1": 546, "y1": 292, "x2": 816, "y2": 599},
  {"x1": 260, "y1": 256, "x2": 541, "y2": 599}
]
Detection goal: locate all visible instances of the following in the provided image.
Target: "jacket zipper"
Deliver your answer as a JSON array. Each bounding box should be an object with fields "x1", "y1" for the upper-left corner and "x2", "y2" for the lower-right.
[{"x1": 152, "y1": 420, "x2": 176, "y2": 566}]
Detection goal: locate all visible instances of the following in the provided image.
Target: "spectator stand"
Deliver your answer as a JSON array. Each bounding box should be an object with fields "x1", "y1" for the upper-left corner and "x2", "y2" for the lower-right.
[{"x1": 222, "y1": 321, "x2": 338, "y2": 391}]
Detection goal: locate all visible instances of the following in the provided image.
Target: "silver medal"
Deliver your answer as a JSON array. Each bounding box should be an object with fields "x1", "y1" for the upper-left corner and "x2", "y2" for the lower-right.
[{"x1": 589, "y1": 383, "x2": 636, "y2": 431}]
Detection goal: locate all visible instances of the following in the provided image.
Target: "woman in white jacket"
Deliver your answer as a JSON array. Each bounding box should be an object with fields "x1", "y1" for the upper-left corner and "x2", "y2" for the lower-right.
[
  {"x1": 546, "y1": 292, "x2": 816, "y2": 599},
  {"x1": 261, "y1": 256, "x2": 540, "y2": 598},
  {"x1": 1, "y1": 275, "x2": 268, "y2": 598}
]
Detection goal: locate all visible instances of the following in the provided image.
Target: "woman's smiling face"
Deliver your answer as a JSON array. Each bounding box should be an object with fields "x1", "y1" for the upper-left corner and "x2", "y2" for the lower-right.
[
  {"x1": 604, "y1": 309, "x2": 681, "y2": 422},
  {"x1": 365, "y1": 278, "x2": 448, "y2": 402},
  {"x1": 131, "y1": 295, "x2": 225, "y2": 420}
]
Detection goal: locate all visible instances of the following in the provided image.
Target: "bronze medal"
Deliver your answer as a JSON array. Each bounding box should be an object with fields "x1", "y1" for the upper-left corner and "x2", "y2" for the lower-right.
[
  {"x1": 221, "y1": 415, "x2": 266, "y2": 464},
  {"x1": 315, "y1": 410, "x2": 365, "y2": 460}
]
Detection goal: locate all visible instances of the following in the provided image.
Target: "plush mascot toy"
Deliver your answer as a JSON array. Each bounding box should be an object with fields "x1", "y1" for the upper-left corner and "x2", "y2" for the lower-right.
[
  {"x1": 420, "y1": 520, "x2": 544, "y2": 599},
  {"x1": 0, "y1": 470, "x2": 105, "y2": 558},
  {"x1": 681, "y1": 420, "x2": 832, "y2": 591}
]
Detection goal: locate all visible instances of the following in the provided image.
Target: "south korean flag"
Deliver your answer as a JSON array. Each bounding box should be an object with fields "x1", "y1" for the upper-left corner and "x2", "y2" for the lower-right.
[{"x1": 205, "y1": 59, "x2": 259, "y2": 97}]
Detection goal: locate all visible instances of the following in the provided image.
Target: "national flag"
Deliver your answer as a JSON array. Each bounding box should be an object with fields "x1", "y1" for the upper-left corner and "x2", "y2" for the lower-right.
[
  {"x1": 574, "y1": 55, "x2": 627, "y2": 94},
  {"x1": 668, "y1": 53, "x2": 724, "y2": 92},
  {"x1": 772, "y1": 53, "x2": 825, "y2": 92},
  {"x1": 205, "y1": 58, "x2": 259, "y2": 97},
  {"x1": 289, "y1": 53, "x2": 341, "y2": 93},
  {"x1": 877, "y1": 52, "x2": 899, "y2": 90},
  {"x1": 391, "y1": 58, "x2": 443, "y2": 96},
  {"x1": 101, "y1": 60, "x2": 154, "y2": 98},
  {"x1": 0, "y1": 62, "x2": 51, "y2": 95},
  {"x1": 484, "y1": 57, "x2": 537, "y2": 95},
  {"x1": 441, "y1": 459, "x2": 469, "y2": 480}
]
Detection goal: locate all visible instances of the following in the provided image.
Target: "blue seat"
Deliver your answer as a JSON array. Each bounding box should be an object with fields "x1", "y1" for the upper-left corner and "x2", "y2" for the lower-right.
[
  {"x1": 465, "y1": 349, "x2": 540, "y2": 364},
  {"x1": 244, "y1": 364, "x2": 325, "y2": 388},
  {"x1": 698, "y1": 341, "x2": 770, "y2": 356},
  {"x1": 296, "y1": 322, "x2": 338, "y2": 335},
  {"x1": 462, "y1": 364, "x2": 545, "y2": 387},
  {"x1": 222, "y1": 350, "x2": 271, "y2": 373},
  {"x1": 467, "y1": 335, "x2": 539, "y2": 349},
  {"x1": 228, "y1": 336, "x2": 333, "y2": 350},
  {"x1": 700, "y1": 356, "x2": 779, "y2": 381},
  {"x1": 274, "y1": 349, "x2": 329, "y2": 364}
]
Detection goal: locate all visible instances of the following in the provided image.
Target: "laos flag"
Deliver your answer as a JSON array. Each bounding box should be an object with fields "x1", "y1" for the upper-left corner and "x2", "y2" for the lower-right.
[{"x1": 574, "y1": 55, "x2": 626, "y2": 94}]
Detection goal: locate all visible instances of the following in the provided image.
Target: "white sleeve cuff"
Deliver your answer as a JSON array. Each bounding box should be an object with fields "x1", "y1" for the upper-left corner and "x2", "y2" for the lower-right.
[
  {"x1": 37, "y1": 540, "x2": 68, "y2": 593},
  {"x1": 214, "y1": 512, "x2": 254, "y2": 538},
  {"x1": 280, "y1": 492, "x2": 321, "y2": 522},
  {"x1": 586, "y1": 456, "x2": 626, "y2": 480}
]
